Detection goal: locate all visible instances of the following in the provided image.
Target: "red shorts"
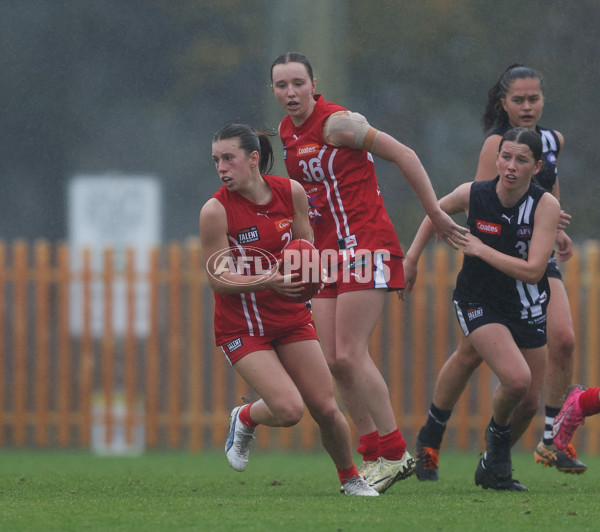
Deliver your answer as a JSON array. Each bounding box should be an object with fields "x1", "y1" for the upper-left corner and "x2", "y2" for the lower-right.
[
  {"x1": 315, "y1": 251, "x2": 404, "y2": 298},
  {"x1": 219, "y1": 320, "x2": 319, "y2": 365}
]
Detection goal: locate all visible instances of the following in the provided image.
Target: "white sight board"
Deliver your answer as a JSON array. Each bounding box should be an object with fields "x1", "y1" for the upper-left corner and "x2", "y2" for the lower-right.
[{"x1": 68, "y1": 174, "x2": 161, "y2": 337}]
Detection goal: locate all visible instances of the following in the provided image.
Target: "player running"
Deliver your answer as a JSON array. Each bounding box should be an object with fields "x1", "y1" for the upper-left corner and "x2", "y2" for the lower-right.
[{"x1": 200, "y1": 123, "x2": 378, "y2": 496}]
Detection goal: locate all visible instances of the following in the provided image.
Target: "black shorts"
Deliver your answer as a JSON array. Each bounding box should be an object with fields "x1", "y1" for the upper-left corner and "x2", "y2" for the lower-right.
[
  {"x1": 546, "y1": 255, "x2": 562, "y2": 280},
  {"x1": 453, "y1": 300, "x2": 547, "y2": 349}
]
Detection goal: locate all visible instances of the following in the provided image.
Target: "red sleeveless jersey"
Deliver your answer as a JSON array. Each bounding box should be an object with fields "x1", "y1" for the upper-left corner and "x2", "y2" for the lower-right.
[
  {"x1": 279, "y1": 94, "x2": 403, "y2": 263},
  {"x1": 210, "y1": 174, "x2": 312, "y2": 344}
]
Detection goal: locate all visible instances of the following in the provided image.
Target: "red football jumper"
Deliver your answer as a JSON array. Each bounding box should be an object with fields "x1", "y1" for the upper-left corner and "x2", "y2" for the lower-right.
[
  {"x1": 279, "y1": 94, "x2": 404, "y2": 264},
  {"x1": 210, "y1": 174, "x2": 313, "y2": 346}
]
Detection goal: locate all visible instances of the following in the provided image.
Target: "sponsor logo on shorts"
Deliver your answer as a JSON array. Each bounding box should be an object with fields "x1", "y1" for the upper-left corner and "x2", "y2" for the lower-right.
[
  {"x1": 345, "y1": 255, "x2": 368, "y2": 271},
  {"x1": 237, "y1": 226, "x2": 260, "y2": 244},
  {"x1": 475, "y1": 220, "x2": 501, "y2": 234},
  {"x1": 226, "y1": 338, "x2": 243, "y2": 352},
  {"x1": 325, "y1": 249, "x2": 391, "y2": 285},
  {"x1": 528, "y1": 315, "x2": 547, "y2": 326},
  {"x1": 467, "y1": 307, "x2": 483, "y2": 320}
]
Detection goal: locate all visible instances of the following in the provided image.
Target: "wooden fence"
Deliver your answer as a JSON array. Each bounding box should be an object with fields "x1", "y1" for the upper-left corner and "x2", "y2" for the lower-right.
[{"x1": 0, "y1": 238, "x2": 599, "y2": 454}]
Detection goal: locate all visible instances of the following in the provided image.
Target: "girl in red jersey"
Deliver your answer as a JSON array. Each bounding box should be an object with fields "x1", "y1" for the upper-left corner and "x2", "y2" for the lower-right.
[
  {"x1": 270, "y1": 52, "x2": 466, "y2": 493},
  {"x1": 199, "y1": 123, "x2": 378, "y2": 496}
]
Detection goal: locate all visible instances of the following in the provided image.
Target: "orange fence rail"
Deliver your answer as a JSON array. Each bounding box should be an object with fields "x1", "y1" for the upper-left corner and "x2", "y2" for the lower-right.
[{"x1": 0, "y1": 239, "x2": 598, "y2": 454}]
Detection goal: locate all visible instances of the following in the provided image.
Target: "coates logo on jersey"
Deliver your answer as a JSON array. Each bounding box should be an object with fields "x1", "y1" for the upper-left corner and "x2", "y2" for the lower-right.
[
  {"x1": 274, "y1": 218, "x2": 293, "y2": 232},
  {"x1": 475, "y1": 220, "x2": 501, "y2": 235},
  {"x1": 517, "y1": 226, "x2": 532, "y2": 238},
  {"x1": 296, "y1": 144, "x2": 319, "y2": 157}
]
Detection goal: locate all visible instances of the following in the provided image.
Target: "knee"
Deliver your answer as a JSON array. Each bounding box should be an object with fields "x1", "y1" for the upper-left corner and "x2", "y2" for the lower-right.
[
  {"x1": 549, "y1": 326, "x2": 575, "y2": 359},
  {"x1": 455, "y1": 342, "x2": 483, "y2": 372},
  {"x1": 505, "y1": 375, "x2": 531, "y2": 402},
  {"x1": 309, "y1": 401, "x2": 342, "y2": 427},
  {"x1": 328, "y1": 349, "x2": 360, "y2": 380},
  {"x1": 271, "y1": 401, "x2": 304, "y2": 427}
]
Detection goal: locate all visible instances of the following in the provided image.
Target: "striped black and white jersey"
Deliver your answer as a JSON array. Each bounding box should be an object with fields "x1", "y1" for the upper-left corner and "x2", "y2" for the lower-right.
[{"x1": 453, "y1": 178, "x2": 550, "y2": 321}]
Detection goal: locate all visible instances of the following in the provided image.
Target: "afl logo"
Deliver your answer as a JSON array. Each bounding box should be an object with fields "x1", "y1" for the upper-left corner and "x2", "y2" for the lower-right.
[
  {"x1": 517, "y1": 226, "x2": 532, "y2": 238},
  {"x1": 207, "y1": 246, "x2": 278, "y2": 286},
  {"x1": 547, "y1": 152, "x2": 557, "y2": 165}
]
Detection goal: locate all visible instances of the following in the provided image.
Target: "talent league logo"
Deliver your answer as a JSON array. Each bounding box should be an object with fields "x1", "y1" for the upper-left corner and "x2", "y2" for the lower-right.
[
  {"x1": 467, "y1": 307, "x2": 483, "y2": 320},
  {"x1": 226, "y1": 338, "x2": 243, "y2": 352},
  {"x1": 237, "y1": 226, "x2": 260, "y2": 244}
]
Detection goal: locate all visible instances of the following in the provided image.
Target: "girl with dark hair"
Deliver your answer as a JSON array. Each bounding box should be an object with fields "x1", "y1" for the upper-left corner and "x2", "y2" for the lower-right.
[
  {"x1": 200, "y1": 123, "x2": 378, "y2": 496},
  {"x1": 405, "y1": 127, "x2": 561, "y2": 490},
  {"x1": 270, "y1": 52, "x2": 466, "y2": 494},
  {"x1": 414, "y1": 65, "x2": 585, "y2": 482}
]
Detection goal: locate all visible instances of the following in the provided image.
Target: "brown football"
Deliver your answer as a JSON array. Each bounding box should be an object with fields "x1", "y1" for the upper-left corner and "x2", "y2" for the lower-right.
[{"x1": 281, "y1": 239, "x2": 322, "y2": 302}]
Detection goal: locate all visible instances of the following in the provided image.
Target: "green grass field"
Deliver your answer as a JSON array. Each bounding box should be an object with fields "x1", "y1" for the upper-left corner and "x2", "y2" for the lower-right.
[{"x1": 0, "y1": 449, "x2": 598, "y2": 531}]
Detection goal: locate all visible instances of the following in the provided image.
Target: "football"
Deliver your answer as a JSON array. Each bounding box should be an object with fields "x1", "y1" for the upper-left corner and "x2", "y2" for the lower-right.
[{"x1": 281, "y1": 239, "x2": 322, "y2": 302}]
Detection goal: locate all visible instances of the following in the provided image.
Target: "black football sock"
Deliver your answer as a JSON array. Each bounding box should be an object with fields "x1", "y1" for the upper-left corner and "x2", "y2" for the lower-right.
[{"x1": 418, "y1": 403, "x2": 452, "y2": 449}]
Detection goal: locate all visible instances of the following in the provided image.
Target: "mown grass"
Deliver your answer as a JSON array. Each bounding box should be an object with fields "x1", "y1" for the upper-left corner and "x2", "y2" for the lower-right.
[{"x1": 0, "y1": 449, "x2": 598, "y2": 531}]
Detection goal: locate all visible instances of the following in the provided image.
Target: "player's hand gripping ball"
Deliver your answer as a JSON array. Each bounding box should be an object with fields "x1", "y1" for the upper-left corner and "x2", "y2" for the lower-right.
[{"x1": 282, "y1": 239, "x2": 322, "y2": 302}]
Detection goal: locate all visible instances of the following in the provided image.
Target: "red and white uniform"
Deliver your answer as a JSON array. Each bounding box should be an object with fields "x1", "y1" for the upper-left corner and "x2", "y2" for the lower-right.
[
  {"x1": 279, "y1": 94, "x2": 404, "y2": 293},
  {"x1": 211, "y1": 174, "x2": 313, "y2": 350}
]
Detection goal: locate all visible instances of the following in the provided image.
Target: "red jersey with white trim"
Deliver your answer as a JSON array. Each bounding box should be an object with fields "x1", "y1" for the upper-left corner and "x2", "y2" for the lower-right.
[
  {"x1": 211, "y1": 174, "x2": 312, "y2": 344},
  {"x1": 279, "y1": 94, "x2": 403, "y2": 262}
]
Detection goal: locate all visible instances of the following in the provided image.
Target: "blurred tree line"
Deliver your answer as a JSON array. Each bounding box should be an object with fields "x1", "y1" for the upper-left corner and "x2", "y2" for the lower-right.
[{"x1": 1, "y1": 0, "x2": 598, "y2": 245}]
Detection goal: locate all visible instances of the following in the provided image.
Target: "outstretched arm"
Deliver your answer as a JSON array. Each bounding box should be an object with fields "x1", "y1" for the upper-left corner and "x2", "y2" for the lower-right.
[
  {"x1": 403, "y1": 183, "x2": 471, "y2": 292},
  {"x1": 324, "y1": 112, "x2": 467, "y2": 249},
  {"x1": 370, "y1": 132, "x2": 467, "y2": 249}
]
